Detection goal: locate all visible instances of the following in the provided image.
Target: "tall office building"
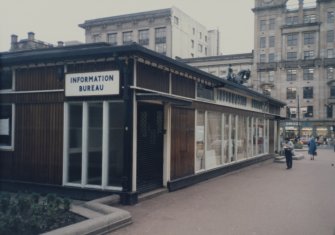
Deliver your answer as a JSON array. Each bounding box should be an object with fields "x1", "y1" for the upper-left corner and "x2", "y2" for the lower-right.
[
  {"x1": 79, "y1": 7, "x2": 220, "y2": 59},
  {"x1": 253, "y1": 0, "x2": 335, "y2": 139}
]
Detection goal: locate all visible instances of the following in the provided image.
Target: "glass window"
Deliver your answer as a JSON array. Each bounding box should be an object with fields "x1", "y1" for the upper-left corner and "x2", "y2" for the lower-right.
[
  {"x1": 138, "y1": 29, "x2": 149, "y2": 46},
  {"x1": 331, "y1": 86, "x2": 335, "y2": 97},
  {"x1": 107, "y1": 33, "x2": 117, "y2": 46},
  {"x1": 155, "y1": 43, "x2": 167, "y2": 55},
  {"x1": 260, "y1": 20, "x2": 266, "y2": 31},
  {"x1": 326, "y1": 104, "x2": 333, "y2": 118},
  {"x1": 0, "y1": 104, "x2": 14, "y2": 149},
  {"x1": 327, "y1": 49, "x2": 334, "y2": 58},
  {"x1": 122, "y1": 31, "x2": 132, "y2": 44},
  {"x1": 287, "y1": 33, "x2": 298, "y2": 46},
  {"x1": 287, "y1": 87, "x2": 297, "y2": 99},
  {"x1": 87, "y1": 103, "x2": 103, "y2": 185},
  {"x1": 260, "y1": 37, "x2": 266, "y2": 48},
  {"x1": 68, "y1": 103, "x2": 83, "y2": 184},
  {"x1": 303, "y1": 87, "x2": 313, "y2": 99},
  {"x1": 92, "y1": 34, "x2": 101, "y2": 43},
  {"x1": 269, "y1": 18, "x2": 275, "y2": 30},
  {"x1": 304, "y1": 106, "x2": 313, "y2": 118},
  {"x1": 304, "y1": 32, "x2": 315, "y2": 45},
  {"x1": 289, "y1": 107, "x2": 297, "y2": 119},
  {"x1": 269, "y1": 36, "x2": 275, "y2": 47},
  {"x1": 327, "y1": 30, "x2": 334, "y2": 43},
  {"x1": 155, "y1": 27, "x2": 167, "y2": 54},
  {"x1": 286, "y1": 16, "x2": 299, "y2": 25},
  {"x1": 303, "y1": 68, "x2": 314, "y2": 80},
  {"x1": 287, "y1": 52, "x2": 297, "y2": 60},
  {"x1": 191, "y1": 40, "x2": 194, "y2": 48},
  {"x1": 196, "y1": 111, "x2": 205, "y2": 171},
  {"x1": 258, "y1": 119, "x2": 264, "y2": 154},
  {"x1": 0, "y1": 69, "x2": 13, "y2": 90},
  {"x1": 230, "y1": 115, "x2": 236, "y2": 162},
  {"x1": 237, "y1": 116, "x2": 248, "y2": 161},
  {"x1": 269, "y1": 53, "x2": 275, "y2": 62},
  {"x1": 304, "y1": 15, "x2": 316, "y2": 23},
  {"x1": 206, "y1": 112, "x2": 222, "y2": 168},
  {"x1": 328, "y1": 11, "x2": 335, "y2": 24},
  {"x1": 260, "y1": 54, "x2": 266, "y2": 63},
  {"x1": 224, "y1": 114, "x2": 230, "y2": 163},
  {"x1": 287, "y1": 69, "x2": 297, "y2": 81},
  {"x1": 198, "y1": 44, "x2": 203, "y2": 52},
  {"x1": 327, "y1": 67, "x2": 334, "y2": 80},
  {"x1": 304, "y1": 50, "x2": 314, "y2": 60}
]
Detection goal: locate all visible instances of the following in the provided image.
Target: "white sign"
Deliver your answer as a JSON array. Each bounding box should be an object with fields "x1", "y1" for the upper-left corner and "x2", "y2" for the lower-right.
[
  {"x1": 0, "y1": 119, "x2": 9, "y2": 135},
  {"x1": 65, "y1": 71, "x2": 120, "y2": 97}
]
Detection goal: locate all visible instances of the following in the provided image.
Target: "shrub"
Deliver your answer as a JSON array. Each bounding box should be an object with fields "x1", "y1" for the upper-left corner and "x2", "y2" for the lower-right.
[{"x1": 0, "y1": 192, "x2": 79, "y2": 235}]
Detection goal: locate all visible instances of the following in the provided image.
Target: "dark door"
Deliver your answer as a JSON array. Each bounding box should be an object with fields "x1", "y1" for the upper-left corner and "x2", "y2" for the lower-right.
[{"x1": 137, "y1": 103, "x2": 164, "y2": 193}]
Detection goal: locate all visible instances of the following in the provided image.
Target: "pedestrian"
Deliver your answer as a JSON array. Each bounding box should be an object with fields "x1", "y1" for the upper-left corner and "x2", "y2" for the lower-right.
[
  {"x1": 283, "y1": 138, "x2": 294, "y2": 169},
  {"x1": 308, "y1": 136, "x2": 317, "y2": 160}
]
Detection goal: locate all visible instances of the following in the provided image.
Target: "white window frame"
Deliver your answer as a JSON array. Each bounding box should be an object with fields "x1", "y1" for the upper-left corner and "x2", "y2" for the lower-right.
[
  {"x1": 63, "y1": 101, "x2": 123, "y2": 191},
  {"x1": 0, "y1": 103, "x2": 15, "y2": 151}
]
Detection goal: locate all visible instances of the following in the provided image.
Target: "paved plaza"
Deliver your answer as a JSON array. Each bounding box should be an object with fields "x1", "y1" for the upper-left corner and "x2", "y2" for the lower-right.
[{"x1": 112, "y1": 148, "x2": 335, "y2": 235}]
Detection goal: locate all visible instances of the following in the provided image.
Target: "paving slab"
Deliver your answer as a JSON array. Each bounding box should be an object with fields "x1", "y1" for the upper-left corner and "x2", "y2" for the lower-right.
[{"x1": 111, "y1": 149, "x2": 335, "y2": 235}]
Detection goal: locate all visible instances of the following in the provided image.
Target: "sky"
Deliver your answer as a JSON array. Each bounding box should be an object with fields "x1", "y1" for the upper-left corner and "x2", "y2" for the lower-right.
[{"x1": 0, "y1": 0, "x2": 255, "y2": 54}]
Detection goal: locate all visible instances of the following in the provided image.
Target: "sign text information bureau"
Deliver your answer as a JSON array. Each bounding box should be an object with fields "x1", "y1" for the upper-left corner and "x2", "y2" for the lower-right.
[{"x1": 65, "y1": 71, "x2": 120, "y2": 97}]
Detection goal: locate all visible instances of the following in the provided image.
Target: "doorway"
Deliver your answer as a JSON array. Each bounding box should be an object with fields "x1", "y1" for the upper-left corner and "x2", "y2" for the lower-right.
[{"x1": 137, "y1": 103, "x2": 164, "y2": 193}]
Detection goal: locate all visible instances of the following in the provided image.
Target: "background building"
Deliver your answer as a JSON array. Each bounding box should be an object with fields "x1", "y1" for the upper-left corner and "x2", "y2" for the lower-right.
[
  {"x1": 253, "y1": 0, "x2": 335, "y2": 139},
  {"x1": 180, "y1": 52, "x2": 254, "y2": 88},
  {"x1": 10, "y1": 32, "x2": 54, "y2": 52},
  {"x1": 79, "y1": 7, "x2": 220, "y2": 59}
]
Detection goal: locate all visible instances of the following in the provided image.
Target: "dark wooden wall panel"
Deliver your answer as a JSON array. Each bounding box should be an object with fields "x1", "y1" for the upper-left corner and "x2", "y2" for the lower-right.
[
  {"x1": 0, "y1": 103, "x2": 63, "y2": 185},
  {"x1": 269, "y1": 120, "x2": 275, "y2": 153},
  {"x1": 16, "y1": 67, "x2": 64, "y2": 91},
  {"x1": 171, "y1": 107, "x2": 195, "y2": 180},
  {"x1": 171, "y1": 74, "x2": 195, "y2": 98},
  {"x1": 67, "y1": 61, "x2": 118, "y2": 73},
  {"x1": 137, "y1": 63, "x2": 169, "y2": 93}
]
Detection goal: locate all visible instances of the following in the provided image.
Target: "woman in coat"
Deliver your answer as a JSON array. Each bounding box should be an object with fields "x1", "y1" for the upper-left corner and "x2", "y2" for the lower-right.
[{"x1": 308, "y1": 136, "x2": 317, "y2": 160}]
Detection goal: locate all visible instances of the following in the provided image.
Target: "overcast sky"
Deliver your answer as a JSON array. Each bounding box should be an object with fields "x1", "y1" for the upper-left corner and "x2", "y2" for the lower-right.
[{"x1": 0, "y1": 0, "x2": 255, "y2": 54}]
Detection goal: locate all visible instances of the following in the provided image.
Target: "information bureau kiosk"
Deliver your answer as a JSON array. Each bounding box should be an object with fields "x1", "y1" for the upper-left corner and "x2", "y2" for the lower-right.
[{"x1": 0, "y1": 43, "x2": 286, "y2": 204}]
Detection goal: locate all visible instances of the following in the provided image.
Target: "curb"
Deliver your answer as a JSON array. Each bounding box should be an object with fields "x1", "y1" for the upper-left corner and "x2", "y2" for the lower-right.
[{"x1": 42, "y1": 196, "x2": 132, "y2": 235}]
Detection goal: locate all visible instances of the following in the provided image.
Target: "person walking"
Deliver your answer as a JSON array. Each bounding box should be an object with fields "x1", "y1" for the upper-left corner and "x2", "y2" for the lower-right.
[
  {"x1": 283, "y1": 138, "x2": 294, "y2": 169},
  {"x1": 308, "y1": 136, "x2": 317, "y2": 160}
]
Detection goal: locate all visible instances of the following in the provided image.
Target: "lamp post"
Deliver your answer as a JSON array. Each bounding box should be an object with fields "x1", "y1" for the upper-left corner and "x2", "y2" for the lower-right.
[{"x1": 297, "y1": 94, "x2": 301, "y2": 139}]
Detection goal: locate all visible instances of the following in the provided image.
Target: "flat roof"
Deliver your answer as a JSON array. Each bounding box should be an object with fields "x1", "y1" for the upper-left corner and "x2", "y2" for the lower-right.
[{"x1": 0, "y1": 43, "x2": 286, "y2": 106}]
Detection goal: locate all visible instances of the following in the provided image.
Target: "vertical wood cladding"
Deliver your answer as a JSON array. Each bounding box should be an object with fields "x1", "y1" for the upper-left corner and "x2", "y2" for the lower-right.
[
  {"x1": 16, "y1": 66, "x2": 64, "y2": 91},
  {"x1": 137, "y1": 63, "x2": 169, "y2": 93},
  {"x1": 67, "y1": 61, "x2": 118, "y2": 73},
  {"x1": 171, "y1": 74, "x2": 195, "y2": 98},
  {"x1": 0, "y1": 103, "x2": 64, "y2": 185},
  {"x1": 170, "y1": 107, "x2": 195, "y2": 180}
]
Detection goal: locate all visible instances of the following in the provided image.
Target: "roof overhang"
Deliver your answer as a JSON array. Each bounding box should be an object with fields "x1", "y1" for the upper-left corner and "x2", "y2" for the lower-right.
[{"x1": 136, "y1": 93, "x2": 192, "y2": 106}]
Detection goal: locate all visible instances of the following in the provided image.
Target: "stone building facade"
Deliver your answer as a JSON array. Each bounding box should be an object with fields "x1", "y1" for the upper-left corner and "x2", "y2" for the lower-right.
[
  {"x1": 79, "y1": 7, "x2": 220, "y2": 59},
  {"x1": 253, "y1": 0, "x2": 335, "y2": 139}
]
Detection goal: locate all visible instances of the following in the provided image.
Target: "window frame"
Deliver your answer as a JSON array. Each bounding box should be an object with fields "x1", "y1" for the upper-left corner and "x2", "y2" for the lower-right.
[
  {"x1": 122, "y1": 31, "x2": 133, "y2": 45},
  {"x1": 287, "y1": 33, "x2": 298, "y2": 46},
  {"x1": 0, "y1": 103, "x2": 15, "y2": 151},
  {"x1": 303, "y1": 87, "x2": 314, "y2": 99},
  {"x1": 286, "y1": 87, "x2": 297, "y2": 100},
  {"x1": 304, "y1": 32, "x2": 315, "y2": 45}
]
